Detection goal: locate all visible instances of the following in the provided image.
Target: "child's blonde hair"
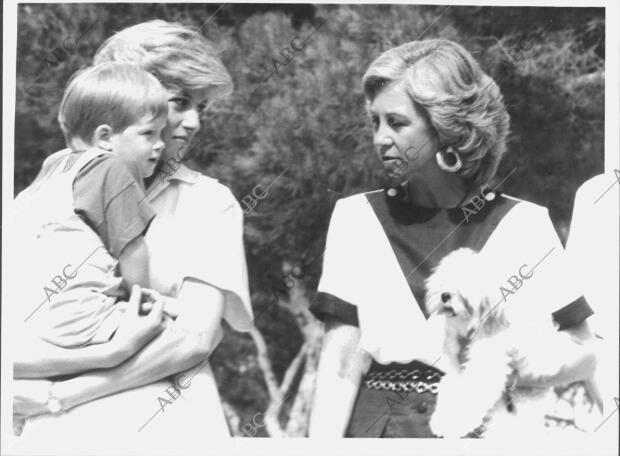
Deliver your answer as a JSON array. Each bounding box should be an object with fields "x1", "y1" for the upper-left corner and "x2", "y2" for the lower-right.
[{"x1": 58, "y1": 62, "x2": 168, "y2": 147}]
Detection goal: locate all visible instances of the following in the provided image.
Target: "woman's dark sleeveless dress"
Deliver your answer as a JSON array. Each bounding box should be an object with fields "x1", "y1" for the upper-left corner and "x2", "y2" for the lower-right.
[{"x1": 310, "y1": 186, "x2": 592, "y2": 437}]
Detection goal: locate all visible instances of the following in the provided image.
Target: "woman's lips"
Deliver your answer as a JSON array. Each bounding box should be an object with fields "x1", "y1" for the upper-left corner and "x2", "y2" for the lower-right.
[
  {"x1": 171, "y1": 137, "x2": 189, "y2": 156},
  {"x1": 382, "y1": 156, "x2": 407, "y2": 173}
]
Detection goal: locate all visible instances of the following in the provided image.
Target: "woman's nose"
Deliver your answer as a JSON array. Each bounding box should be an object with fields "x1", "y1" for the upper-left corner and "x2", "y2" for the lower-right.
[
  {"x1": 181, "y1": 107, "x2": 201, "y2": 133},
  {"x1": 373, "y1": 125, "x2": 394, "y2": 155},
  {"x1": 373, "y1": 130, "x2": 393, "y2": 155}
]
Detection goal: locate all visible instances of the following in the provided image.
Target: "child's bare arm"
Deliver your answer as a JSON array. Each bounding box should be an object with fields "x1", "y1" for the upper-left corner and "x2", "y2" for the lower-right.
[{"x1": 118, "y1": 235, "x2": 150, "y2": 290}]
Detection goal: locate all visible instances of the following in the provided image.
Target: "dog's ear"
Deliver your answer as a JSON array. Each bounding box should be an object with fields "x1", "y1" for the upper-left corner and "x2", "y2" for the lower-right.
[
  {"x1": 462, "y1": 296, "x2": 474, "y2": 316},
  {"x1": 424, "y1": 268, "x2": 442, "y2": 315},
  {"x1": 425, "y1": 291, "x2": 442, "y2": 315},
  {"x1": 478, "y1": 295, "x2": 508, "y2": 335}
]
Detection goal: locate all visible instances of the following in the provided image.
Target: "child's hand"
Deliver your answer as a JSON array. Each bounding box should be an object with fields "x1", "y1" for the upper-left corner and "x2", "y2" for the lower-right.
[
  {"x1": 138, "y1": 288, "x2": 159, "y2": 315},
  {"x1": 112, "y1": 285, "x2": 166, "y2": 359},
  {"x1": 140, "y1": 288, "x2": 183, "y2": 318}
]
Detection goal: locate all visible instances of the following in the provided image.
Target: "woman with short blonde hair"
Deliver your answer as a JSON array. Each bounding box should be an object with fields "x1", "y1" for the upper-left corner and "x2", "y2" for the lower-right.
[
  {"x1": 309, "y1": 39, "x2": 596, "y2": 438},
  {"x1": 362, "y1": 39, "x2": 510, "y2": 187},
  {"x1": 12, "y1": 20, "x2": 252, "y2": 452}
]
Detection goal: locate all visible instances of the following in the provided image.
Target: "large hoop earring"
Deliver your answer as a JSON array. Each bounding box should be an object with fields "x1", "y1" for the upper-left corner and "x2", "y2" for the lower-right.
[{"x1": 435, "y1": 147, "x2": 463, "y2": 173}]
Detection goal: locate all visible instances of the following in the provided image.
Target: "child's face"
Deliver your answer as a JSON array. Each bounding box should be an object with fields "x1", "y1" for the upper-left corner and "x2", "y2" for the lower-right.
[{"x1": 109, "y1": 116, "x2": 166, "y2": 178}]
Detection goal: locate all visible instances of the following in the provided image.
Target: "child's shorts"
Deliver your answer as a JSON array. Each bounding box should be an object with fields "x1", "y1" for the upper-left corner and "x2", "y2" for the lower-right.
[{"x1": 28, "y1": 290, "x2": 126, "y2": 348}]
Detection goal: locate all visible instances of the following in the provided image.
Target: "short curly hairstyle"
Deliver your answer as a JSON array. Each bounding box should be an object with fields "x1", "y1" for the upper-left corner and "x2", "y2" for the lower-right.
[
  {"x1": 93, "y1": 20, "x2": 233, "y2": 99},
  {"x1": 362, "y1": 39, "x2": 510, "y2": 186}
]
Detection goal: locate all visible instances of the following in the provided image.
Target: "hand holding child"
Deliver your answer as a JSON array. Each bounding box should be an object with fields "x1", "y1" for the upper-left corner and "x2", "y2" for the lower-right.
[{"x1": 111, "y1": 285, "x2": 167, "y2": 359}]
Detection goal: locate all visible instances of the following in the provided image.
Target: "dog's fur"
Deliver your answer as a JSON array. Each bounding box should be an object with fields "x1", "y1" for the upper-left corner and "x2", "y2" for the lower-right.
[{"x1": 425, "y1": 248, "x2": 601, "y2": 438}]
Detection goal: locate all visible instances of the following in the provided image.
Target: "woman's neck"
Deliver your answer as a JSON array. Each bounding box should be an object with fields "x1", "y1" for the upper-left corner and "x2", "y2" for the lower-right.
[{"x1": 405, "y1": 162, "x2": 472, "y2": 209}]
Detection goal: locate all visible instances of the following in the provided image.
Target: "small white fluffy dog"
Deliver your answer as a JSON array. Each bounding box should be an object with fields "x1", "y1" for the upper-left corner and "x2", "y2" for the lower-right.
[{"x1": 425, "y1": 248, "x2": 602, "y2": 438}]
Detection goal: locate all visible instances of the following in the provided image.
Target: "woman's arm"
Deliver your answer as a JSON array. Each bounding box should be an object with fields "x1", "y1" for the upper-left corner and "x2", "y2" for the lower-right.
[
  {"x1": 15, "y1": 337, "x2": 135, "y2": 379},
  {"x1": 309, "y1": 318, "x2": 371, "y2": 437},
  {"x1": 14, "y1": 286, "x2": 166, "y2": 379},
  {"x1": 53, "y1": 278, "x2": 224, "y2": 413}
]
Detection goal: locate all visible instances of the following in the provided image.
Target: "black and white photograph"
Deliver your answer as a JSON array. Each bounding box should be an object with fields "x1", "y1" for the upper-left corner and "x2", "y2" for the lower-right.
[{"x1": 1, "y1": 1, "x2": 618, "y2": 455}]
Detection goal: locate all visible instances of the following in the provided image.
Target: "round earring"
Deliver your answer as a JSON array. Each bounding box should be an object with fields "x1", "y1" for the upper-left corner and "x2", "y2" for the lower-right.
[{"x1": 435, "y1": 147, "x2": 463, "y2": 173}]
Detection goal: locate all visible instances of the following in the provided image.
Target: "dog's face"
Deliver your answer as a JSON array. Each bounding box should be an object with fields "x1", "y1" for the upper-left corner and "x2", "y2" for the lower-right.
[{"x1": 426, "y1": 248, "x2": 505, "y2": 338}]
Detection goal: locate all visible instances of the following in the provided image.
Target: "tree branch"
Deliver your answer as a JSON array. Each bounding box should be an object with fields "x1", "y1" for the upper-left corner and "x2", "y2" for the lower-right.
[
  {"x1": 565, "y1": 71, "x2": 604, "y2": 90},
  {"x1": 279, "y1": 342, "x2": 308, "y2": 397},
  {"x1": 221, "y1": 400, "x2": 242, "y2": 437},
  {"x1": 249, "y1": 327, "x2": 280, "y2": 400},
  {"x1": 249, "y1": 326, "x2": 287, "y2": 436}
]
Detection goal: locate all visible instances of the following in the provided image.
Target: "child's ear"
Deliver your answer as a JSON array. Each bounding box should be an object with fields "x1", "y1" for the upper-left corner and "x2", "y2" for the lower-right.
[{"x1": 94, "y1": 125, "x2": 113, "y2": 151}]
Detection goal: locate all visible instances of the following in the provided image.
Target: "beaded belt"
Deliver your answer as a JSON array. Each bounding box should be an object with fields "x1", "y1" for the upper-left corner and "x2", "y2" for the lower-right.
[{"x1": 363, "y1": 368, "x2": 444, "y2": 395}]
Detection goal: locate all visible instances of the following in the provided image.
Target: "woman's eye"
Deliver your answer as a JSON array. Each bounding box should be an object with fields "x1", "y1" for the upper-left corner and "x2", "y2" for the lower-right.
[
  {"x1": 170, "y1": 97, "x2": 190, "y2": 109},
  {"x1": 143, "y1": 130, "x2": 153, "y2": 135},
  {"x1": 371, "y1": 117, "x2": 379, "y2": 130},
  {"x1": 197, "y1": 102, "x2": 208, "y2": 113},
  {"x1": 388, "y1": 118, "x2": 406, "y2": 129}
]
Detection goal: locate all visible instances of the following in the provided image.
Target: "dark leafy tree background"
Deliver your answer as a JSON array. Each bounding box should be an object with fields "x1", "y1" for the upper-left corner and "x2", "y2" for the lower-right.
[{"x1": 14, "y1": 4, "x2": 604, "y2": 436}]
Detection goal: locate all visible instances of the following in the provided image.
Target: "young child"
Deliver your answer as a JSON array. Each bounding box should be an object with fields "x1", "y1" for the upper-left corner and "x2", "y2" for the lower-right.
[{"x1": 12, "y1": 62, "x2": 169, "y2": 348}]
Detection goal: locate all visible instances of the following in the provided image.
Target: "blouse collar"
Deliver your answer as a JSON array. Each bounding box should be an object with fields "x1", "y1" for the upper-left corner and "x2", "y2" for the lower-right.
[{"x1": 382, "y1": 182, "x2": 499, "y2": 225}]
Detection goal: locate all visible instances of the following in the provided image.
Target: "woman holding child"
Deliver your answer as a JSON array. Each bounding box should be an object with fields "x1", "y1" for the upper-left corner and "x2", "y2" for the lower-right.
[
  {"x1": 11, "y1": 23, "x2": 605, "y2": 448},
  {"x1": 308, "y1": 39, "x2": 600, "y2": 438},
  {"x1": 11, "y1": 20, "x2": 252, "y2": 452}
]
